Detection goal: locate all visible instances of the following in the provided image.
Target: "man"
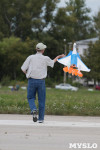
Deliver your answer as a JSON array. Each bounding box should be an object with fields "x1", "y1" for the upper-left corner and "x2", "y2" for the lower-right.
[{"x1": 21, "y1": 42, "x2": 65, "y2": 123}]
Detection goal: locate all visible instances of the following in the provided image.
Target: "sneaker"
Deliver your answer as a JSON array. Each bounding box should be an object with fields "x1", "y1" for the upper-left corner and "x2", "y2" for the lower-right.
[
  {"x1": 38, "y1": 120, "x2": 44, "y2": 123},
  {"x1": 33, "y1": 110, "x2": 37, "y2": 122}
]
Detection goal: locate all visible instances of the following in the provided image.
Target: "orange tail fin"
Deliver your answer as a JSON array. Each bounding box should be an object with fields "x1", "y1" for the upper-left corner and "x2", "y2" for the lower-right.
[
  {"x1": 77, "y1": 71, "x2": 83, "y2": 77},
  {"x1": 63, "y1": 67, "x2": 68, "y2": 72},
  {"x1": 63, "y1": 66, "x2": 83, "y2": 77},
  {"x1": 68, "y1": 67, "x2": 73, "y2": 74}
]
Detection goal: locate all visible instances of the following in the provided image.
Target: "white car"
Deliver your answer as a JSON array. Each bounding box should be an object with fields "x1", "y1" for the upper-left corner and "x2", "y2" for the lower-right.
[{"x1": 55, "y1": 83, "x2": 78, "y2": 91}]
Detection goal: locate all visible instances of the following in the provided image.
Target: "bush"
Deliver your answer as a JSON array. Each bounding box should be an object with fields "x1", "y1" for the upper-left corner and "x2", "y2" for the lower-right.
[
  {"x1": 72, "y1": 82, "x2": 82, "y2": 87},
  {"x1": 45, "y1": 78, "x2": 56, "y2": 88},
  {"x1": 1, "y1": 76, "x2": 11, "y2": 86}
]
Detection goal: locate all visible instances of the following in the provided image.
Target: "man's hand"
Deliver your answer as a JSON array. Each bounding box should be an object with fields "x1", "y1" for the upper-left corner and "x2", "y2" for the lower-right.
[
  {"x1": 21, "y1": 69, "x2": 27, "y2": 74},
  {"x1": 58, "y1": 54, "x2": 65, "y2": 59},
  {"x1": 53, "y1": 54, "x2": 65, "y2": 63}
]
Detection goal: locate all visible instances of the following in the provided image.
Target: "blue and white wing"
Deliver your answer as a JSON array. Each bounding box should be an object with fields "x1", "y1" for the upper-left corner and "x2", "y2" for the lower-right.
[
  {"x1": 77, "y1": 57, "x2": 90, "y2": 72},
  {"x1": 57, "y1": 55, "x2": 71, "y2": 67}
]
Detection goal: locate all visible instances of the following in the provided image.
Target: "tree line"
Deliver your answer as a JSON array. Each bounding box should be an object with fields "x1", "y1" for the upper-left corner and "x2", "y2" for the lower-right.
[{"x1": 0, "y1": 0, "x2": 100, "y2": 84}]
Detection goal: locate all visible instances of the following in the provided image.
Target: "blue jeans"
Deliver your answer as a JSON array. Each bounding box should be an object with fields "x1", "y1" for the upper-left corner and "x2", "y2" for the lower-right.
[{"x1": 27, "y1": 78, "x2": 46, "y2": 121}]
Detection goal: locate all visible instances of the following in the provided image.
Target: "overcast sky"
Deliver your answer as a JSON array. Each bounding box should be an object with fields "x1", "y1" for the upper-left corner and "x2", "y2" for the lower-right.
[{"x1": 57, "y1": 0, "x2": 100, "y2": 16}]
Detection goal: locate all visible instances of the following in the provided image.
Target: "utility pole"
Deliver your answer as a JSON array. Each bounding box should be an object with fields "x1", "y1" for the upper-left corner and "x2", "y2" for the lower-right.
[{"x1": 63, "y1": 39, "x2": 67, "y2": 85}]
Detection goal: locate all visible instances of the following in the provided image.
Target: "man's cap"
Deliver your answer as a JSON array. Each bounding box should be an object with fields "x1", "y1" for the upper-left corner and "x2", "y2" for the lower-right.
[{"x1": 36, "y1": 43, "x2": 47, "y2": 50}]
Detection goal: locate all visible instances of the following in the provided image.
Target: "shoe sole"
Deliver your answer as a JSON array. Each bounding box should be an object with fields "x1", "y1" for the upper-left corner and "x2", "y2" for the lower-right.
[
  {"x1": 33, "y1": 112, "x2": 37, "y2": 122},
  {"x1": 33, "y1": 117, "x2": 37, "y2": 122},
  {"x1": 39, "y1": 120, "x2": 44, "y2": 123}
]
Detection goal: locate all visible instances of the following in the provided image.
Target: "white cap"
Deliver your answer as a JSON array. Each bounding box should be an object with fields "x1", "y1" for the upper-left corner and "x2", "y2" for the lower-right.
[{"x1": 36, "y1": 43, "x2": 47, "y2": 50}]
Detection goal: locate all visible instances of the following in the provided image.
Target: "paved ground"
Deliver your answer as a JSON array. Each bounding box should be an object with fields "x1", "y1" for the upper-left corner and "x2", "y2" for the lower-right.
[{"x1": 0, "y1": 114, "x2": 100, "y2": 150}]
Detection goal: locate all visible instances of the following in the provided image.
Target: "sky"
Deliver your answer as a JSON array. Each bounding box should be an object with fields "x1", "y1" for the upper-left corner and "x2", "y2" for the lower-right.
[{"x1": 57, "y1": 0, "x2": 100, "y2": 16}]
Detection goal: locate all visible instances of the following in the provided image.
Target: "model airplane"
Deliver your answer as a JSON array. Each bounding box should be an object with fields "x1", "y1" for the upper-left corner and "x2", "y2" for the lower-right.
[{"x1": 57, "y1": 43, "x2": 90, "y2": 77}]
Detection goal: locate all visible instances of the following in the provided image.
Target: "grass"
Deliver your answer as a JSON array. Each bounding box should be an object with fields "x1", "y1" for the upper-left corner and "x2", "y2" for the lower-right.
[{"x1": 0, "y1": 86, "x2": 100, "y2": 116}]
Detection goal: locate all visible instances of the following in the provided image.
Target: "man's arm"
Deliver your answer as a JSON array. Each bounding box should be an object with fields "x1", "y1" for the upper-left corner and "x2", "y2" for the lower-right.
[
  {"x1": 53, "y1": 54, "x2": 65, "y2": 63},
  {"x1": 21, "y1": 56, "x2": 31, "y2": 74}
]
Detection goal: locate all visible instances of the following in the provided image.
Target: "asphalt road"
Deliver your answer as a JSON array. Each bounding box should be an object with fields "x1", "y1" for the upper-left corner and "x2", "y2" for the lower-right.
[{"x1": 0, "y1": 114, "x2": 100, "y2": 150}]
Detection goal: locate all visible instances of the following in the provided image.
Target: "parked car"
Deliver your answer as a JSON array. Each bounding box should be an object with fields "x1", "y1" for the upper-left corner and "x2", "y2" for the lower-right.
[
  {"x1": 95, "y1": 85, "x2": 100, "y2": 90},
  {"x1": 55, "y1": 83, "x2": 78, "y2": 91}
]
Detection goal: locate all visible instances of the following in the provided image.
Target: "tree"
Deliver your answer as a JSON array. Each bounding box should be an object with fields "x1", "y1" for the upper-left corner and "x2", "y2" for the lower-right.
[
  {"x1": 0, "y1": 0, "x2": 12, "y2": 39},
  {"x1": 0, "y1": 0, "x2": 59, "y2": 41},
  {"x1": 49, "y1": 0, "x2": 95, "y2": 52},
  {"x1": 65, "y1": 0, "x2": 96, "y2": 40},
  {"x1": 0, "y1": 36, "x2": 37, "y2": 80},
  {"x1": 82, "y1": 41, "x2": 100, "y2": 85},
  {"x1": 94, "y1": 11, "x2": 100, "y2": 37}
]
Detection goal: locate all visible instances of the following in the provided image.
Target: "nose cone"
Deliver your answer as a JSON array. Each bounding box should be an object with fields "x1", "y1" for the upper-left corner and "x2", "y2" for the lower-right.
[
  {"x1": 73, "y1": 43, "x2": 76, "y2": 49},
  {"x1": 72, "y1": 43, "x2": 77, "y2": 54}
]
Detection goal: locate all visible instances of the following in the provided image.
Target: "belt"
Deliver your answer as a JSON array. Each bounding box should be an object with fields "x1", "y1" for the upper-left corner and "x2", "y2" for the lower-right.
[
  {"x1": 41, "y1": 78, "x2": 45, "y2": 80},
  {"x1": 29, "y1": 78, "x2": 45, "y2": 80}
]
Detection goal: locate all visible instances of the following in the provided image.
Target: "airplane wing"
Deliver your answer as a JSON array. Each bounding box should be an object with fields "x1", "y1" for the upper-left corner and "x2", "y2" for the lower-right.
[
  {"x1": 57, "y1": 55, "x2": 71, "y2": 67},
  {"x1": 77, "y1": 57, "x2": 90, "y2": 72}
]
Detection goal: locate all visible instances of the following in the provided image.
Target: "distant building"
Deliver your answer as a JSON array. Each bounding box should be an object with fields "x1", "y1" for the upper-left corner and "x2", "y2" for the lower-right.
[{"x1": 68, "y1": 37, "x2": 99, "y2": 56}]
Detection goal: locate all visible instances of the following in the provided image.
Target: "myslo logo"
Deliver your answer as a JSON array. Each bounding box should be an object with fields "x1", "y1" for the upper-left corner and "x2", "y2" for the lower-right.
[{"x1": 69, "y1": 143, "x2": 97, "y2": 149}]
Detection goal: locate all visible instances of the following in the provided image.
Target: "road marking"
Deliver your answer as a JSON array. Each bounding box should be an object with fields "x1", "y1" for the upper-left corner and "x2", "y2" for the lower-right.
[{"x1": 0, "y1": 120, "x2": 100, "y2": 127}]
